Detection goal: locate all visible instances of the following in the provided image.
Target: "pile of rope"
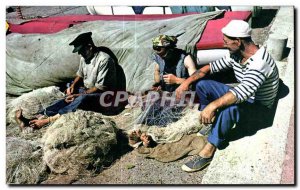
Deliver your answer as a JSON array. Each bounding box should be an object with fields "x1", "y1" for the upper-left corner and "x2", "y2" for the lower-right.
[
  {"x1": 6, "y1": 86, "x2": 119, "y2": 183},
  {"x1": 6, "y1": 86, "x2": 65, "y2": 127},
  {"x1": 42, "y1": 110, "x2": 118, "y2": 176},
  {"x1": 6, "y1": 137, "x2": 47, "y2": 184}
]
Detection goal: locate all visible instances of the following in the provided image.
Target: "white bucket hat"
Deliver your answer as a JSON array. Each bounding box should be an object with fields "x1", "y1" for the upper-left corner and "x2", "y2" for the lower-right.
[{"x1": 221, "y1": 20, "x2": 251, "y2": 38}]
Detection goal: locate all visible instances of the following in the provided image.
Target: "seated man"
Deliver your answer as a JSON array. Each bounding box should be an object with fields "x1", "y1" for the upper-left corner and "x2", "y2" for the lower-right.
[
  {"x1": 176, "y1": 20, "x2": 279, "y2": 172},
  {"x1": 152, "y1": 34, "x2": 197, "y2": 92},
  {"x1": 16, "y1": 32, "x2": 125, "y2": 130},
  {"x1": 133, "y1": 34, "x2": 197, "y2": 126}
]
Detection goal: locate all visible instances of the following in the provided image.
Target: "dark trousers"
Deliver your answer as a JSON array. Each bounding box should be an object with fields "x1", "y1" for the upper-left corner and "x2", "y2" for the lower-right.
[
  {"x1": 195, "y1": 80, "x2": 270, "y2": 149},
  {"x1": 40, "y1": 92, "x2": 126, "y2": 117}
]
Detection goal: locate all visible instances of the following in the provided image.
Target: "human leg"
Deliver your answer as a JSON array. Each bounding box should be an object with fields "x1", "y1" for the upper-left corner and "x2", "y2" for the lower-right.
[
  {"x1": 195, "y1": 80, "x2": 231, "y2": 111},
  {"x1": 28, "y1": 95, "x2": 83, "y2": 129},
  {"x1": 39, "y1": 98, "x2": 69, "y2": 116},
  {"x1": 195, "y1": 80, "x2": 241, "y2": 149},
  {"x1": 182, "y1": 82, "x2": 241, "y2": 172},
  {"x1": 182, "y1": 106, "x2": 240, "y2": 172},
  {"x1": 207, "y1": 104, "x2": 240, "y2": 150},
  {"x1": 57, "y1": 93, "x2": 101, "y2": 115}
]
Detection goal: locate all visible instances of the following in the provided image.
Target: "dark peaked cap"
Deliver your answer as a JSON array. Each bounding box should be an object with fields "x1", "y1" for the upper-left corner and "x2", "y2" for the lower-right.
[{"x1": 69, "y1": 32, "x2": 93, "y2": 53}]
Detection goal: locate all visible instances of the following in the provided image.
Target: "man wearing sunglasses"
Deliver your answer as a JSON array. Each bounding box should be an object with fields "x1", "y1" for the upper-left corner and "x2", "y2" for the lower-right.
[
  {"x1": 151, "y1": 34, "x2": 197, "y2": 92},
  {"x1": 132, "y1": 35, "x2": 197, "y2": 126},
  {"x1": 176, "y1": 20, "x2": 279, "y2": 172}
]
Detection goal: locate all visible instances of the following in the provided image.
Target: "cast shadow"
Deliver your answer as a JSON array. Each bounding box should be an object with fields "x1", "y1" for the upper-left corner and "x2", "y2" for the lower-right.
[
  {"x1": 97, "y1": 46, "x2": 126, "y2": 92},
  {"x1": 251, "y1": 9, "x2": 278, "y2": 28},
  {"x1": 88, "y1": 46, "x2": 127, "y2": 116},
  {"x1": 95, "y1": 129, "x2": 133, "y2": 174},
  {"x1": 227, "y1": 79, "x2": 290, "y2": 145}
]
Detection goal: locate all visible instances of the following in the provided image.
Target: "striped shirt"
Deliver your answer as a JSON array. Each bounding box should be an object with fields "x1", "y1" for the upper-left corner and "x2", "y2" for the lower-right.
[{"x1": 209, "y1": 47, "x2": 279, "y2": 108}]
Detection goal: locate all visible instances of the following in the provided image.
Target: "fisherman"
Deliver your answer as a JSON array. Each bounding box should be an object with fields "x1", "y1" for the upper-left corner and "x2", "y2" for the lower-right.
[
  {"x1": 131, "y1": 34, "x2": 198, "y2": 128},
  {"x1": 176, "y1": 20, "x2": 279, "y2": 172},
  {"x1": 128, "y1": 34, "x2": 198, "y2": 146},
  {"x1": 16, "y1": 32, "x2": 125, "y2": 130},
  {"x1": 151, "y1": 34, "x2": 197, "y2": 92}
]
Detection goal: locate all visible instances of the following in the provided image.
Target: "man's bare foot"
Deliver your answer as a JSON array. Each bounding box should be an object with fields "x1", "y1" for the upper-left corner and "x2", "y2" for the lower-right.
[
  {"x1": 199, "y1": 142, "x2": 216, "y2": 158},
  {"x1": 15, "y1": 109, "x2": 30, "y2": 131},
  {"x1": 140, "y1": 133, "x2": 156, "y2": 148},
  {"x1": 128, "y1": 129, "x2": 142, "y2": 145},
  {"x1": 29, "y1": 119, "x2": 49, "y2": 129},
  {"x1": 128, "y1": 130, "x2": 157, "y2": 148}
]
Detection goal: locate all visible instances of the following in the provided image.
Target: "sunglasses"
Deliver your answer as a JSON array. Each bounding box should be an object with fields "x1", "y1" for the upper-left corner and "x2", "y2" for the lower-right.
[{"x1": 153, "y1": 46, "x2": 164, "y2": 51}]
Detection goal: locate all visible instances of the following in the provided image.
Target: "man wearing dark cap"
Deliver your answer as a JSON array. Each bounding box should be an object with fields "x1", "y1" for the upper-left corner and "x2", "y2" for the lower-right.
[
  {"x1": 66, "y1": 32, "x2": 117, "y2": 95},
  {"x1": 16, "y1": 32, "x2": 122, "y2": 129}
]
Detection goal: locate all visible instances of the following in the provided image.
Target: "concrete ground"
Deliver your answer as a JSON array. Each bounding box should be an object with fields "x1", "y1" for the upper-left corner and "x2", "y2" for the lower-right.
[
  {"x1": 6, "y1": 6, "x2": 89, "y2": 24},
  {"x1": 6, "y1": 6, "x2": 295, "y2": 184}
]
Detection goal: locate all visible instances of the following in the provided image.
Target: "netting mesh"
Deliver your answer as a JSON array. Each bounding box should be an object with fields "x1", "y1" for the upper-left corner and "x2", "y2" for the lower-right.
[
  {"x1": 134, "y1": 92, "x2": 192, "y2": 127},
  {"x1": 136, "y1": 100, "x2": 186, "y2": 127},
  {"x1": 6, "y1": 137, "x2": 47, "y2": 184}
]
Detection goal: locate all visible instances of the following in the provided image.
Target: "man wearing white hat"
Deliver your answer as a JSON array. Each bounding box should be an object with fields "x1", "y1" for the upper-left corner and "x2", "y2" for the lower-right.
[{"x1": 176, "y1": 20, "x2": 279, "y2": 172}]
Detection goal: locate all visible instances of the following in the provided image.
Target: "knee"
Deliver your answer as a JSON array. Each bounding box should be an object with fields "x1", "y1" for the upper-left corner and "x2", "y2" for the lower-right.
[
  {"x1": 196, "y1": 80, "x2": 205, "y2": 90},
  {"x1": 218, "y1": 105, "x2": 240, "y2": 120},
  {"x1": 196, "y1": 80, "x2": 212, "y2": 91},
  {"x1": 73, "y1": 95, "x2": 88, "y2": 103},
  {"x1": 221, "y1": 105, "x2": 238, "y2": 113}
]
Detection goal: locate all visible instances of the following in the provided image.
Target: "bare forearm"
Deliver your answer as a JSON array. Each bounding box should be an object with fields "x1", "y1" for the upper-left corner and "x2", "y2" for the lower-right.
[
  {"x1": 71, "y1": 76, "x2": 83, "y2": 88},
  {"x1": 176, "y1": 77, "x2": 186, "y2": 84},
  {"x1": 154, "y1": 63, "x2": 160, "y2": 85},
  {"x1": 184, "y1": 64, "x2": 210, "y2": 86},
  {"x1": 154, "y1": 73, "x2": 160, "y2": 84},
  {"x1": 85, "y1": 87, "x2": 101, "y2": 94}
]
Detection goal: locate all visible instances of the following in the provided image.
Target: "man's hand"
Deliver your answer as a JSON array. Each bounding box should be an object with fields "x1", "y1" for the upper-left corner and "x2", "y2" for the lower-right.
[
  {"x1": 199, "y1": 103, "x2": 217, "y2": 124},
  {"x1": 175, "y1": 83, "x2": 189, "y2": 100},
  {"x1": 85, "y1": 87, "x2": 100, "y2": 94},
  {"x1": 151, "y1": 85, "x2": 161, "y2": 92},
  {"x1": 163, "y1": 74, "x2": 178, "y2": 84},
  {"x1": 66, "y1": 86, "x2": 74, "y2": 96},
  {"x1": 65, "y1": 94, "x2": 80, "y2": 103}
]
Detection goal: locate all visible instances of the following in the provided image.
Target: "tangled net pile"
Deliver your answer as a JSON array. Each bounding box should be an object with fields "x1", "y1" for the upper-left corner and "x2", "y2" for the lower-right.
[{"x1": 135, "y1": 95, "x2": 191, "y2": 127}]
